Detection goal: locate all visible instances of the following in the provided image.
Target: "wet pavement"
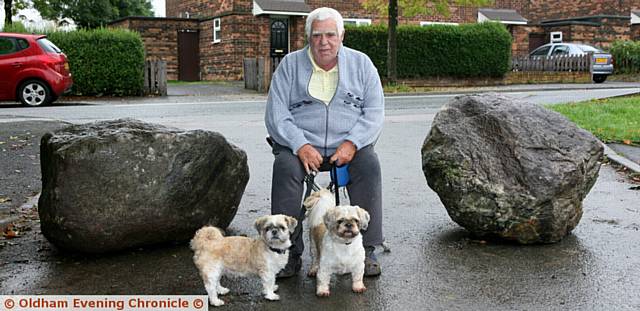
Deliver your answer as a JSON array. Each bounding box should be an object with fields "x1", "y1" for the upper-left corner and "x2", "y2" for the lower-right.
[{"x1": 1, "y1": 83, "x2": 639, "y2": 310}]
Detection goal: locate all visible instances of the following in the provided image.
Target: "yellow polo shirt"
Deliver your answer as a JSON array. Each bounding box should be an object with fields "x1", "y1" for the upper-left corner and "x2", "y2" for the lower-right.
[{"x1": 308, "y1": 48, "x2": 338, "y2": 105}]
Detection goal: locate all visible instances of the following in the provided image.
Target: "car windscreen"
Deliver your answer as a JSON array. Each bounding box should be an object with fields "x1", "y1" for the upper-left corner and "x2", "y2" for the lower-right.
[
  {"x1": 577, "y1": 45, "x2": 603, "y2": 53},
  {"x1": 37, "y1": 38, "x2": 62, "y2": 53}
]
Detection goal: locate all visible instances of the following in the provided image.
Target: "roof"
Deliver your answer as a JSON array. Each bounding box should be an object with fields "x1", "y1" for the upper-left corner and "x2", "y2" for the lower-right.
[
  {"x1": 477, "y1": 8, "x2": 527, "y2": 25},
  {"x1": 252, "y1": 0, "x2": 311, "y2": 16}
]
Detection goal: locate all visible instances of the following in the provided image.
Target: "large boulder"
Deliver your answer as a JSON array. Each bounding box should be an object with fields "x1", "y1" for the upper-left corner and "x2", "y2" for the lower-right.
[
  {"x1": 422, "y1": 93, "x2": 602, "y2": 243},
  {"x1": 39, "y1": 119, "x2": 249, "y2": 253}
]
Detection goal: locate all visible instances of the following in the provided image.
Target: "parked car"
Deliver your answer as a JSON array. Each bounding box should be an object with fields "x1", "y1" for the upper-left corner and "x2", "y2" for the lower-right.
[
  {"x1": 0, "y1": 32, "x2": 73, "y2": 106},
  {"x1": 528, "y1": 42, "x2": 613, "y2": 83}
]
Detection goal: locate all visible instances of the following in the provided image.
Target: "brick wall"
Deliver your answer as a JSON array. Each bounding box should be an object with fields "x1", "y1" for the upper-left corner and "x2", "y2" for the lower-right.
[
  {"x1": 109, "y1": 17, "x2": 200, "y2": 80},
  {"x1": 166, "y1": 0, "x2": 236, "y2": 18},
  {"x1": 632, "y1": 24, "x2": 640, "y2": 40},
  {"x1": 306, "y1": 1, "x2": 478, "y2": 25},
  {"x1": 542, "y1": 17, "x2": 632, "y2": 50},
  {"x1": 496, "y1": 0, "x2": 638, "y2": 23}
]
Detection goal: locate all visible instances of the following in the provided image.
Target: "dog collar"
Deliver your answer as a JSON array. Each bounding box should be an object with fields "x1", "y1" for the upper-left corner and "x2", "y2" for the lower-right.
[{"x1": 269, "y1": 247, "x2": 287, "y2": 254}]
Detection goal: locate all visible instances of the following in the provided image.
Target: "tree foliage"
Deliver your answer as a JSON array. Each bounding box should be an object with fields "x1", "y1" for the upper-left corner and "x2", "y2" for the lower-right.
[{"x1": 32, "y1": 0, "x2": 154, "y2": 28}]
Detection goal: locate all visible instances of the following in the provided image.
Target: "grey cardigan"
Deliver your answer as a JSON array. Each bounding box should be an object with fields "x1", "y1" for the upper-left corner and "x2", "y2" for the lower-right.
[{"x1": 265, "y1": 45, "x2": 384, "y2": 157}]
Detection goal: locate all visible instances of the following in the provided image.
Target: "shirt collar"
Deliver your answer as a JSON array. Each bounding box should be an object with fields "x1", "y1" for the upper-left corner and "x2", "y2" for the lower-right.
[{"x1": 307, "y1": 48, "x2": 338, "y2": 73}]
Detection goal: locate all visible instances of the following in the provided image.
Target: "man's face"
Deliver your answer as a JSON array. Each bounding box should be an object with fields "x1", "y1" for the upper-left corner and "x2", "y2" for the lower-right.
[{"x1": 310, "y1": 18, "x2": 343, "y2": 69}]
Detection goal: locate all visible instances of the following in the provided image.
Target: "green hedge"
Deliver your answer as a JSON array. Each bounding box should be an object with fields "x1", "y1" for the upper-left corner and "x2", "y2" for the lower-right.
[
  {"x1": 46, "y1": 28, "x2": 145, "y2": 96},
  {"x1": 344, "y1": 22, "x2": 512, "y2": 78},
  {"x1": 610, "y1": 40, "x2": 640, "y2": 74}
]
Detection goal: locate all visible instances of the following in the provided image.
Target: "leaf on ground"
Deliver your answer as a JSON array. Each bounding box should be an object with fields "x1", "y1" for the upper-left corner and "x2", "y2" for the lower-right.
[
  {"x1": 623, "y1": 139, "x2": 632, "y2": 145},
  {"x1": 0, "y1": 197, "x2": 11, "y2": 203},
  {"x1": 3, "y1": 225, "x2": 18, "y2": 239}
]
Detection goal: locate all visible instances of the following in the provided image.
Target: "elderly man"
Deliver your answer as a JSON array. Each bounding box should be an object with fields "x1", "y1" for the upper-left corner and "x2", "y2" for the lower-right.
[{"x1": 265, "y1": 7, "x2": 384, "y2": 278}]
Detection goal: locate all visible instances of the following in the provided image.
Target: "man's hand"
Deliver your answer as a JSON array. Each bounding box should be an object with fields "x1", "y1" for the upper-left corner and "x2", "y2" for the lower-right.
[
  {"x1": 297, "y1": 144, "x2": 323, "y2": 174},
  {"x1": 330, "y1": 141, "x2": 356, "y2": 166}
]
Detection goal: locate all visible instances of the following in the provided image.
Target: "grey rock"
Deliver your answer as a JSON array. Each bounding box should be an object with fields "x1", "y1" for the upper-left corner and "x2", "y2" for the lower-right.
[
  {"x1": 39, "y1": 118, "x2": 249, "y2": 253},
  {"x1": 422, "y1": 93, "x2": 602, "y2": 243}
]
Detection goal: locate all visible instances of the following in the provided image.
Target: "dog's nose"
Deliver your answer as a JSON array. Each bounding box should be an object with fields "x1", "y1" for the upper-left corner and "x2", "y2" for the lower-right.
[
  {"x1": 345, "y1": 222, "x2": 353, "y2": 229},
  {"x1": 271, "y1": 229, "x2": 279, "y2": 235}
]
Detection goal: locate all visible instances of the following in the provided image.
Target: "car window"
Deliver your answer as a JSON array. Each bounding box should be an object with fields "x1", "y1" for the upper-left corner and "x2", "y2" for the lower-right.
[
  {"x1": 530, "y1": 46, "x2": 551, "y2": 57},
  {"x1": 16, "y1": 38, "x2": 29, "y2": 51},
  {"x1": 551, "y1": 45, "x2": 570, "y2": 56},
  {"x1": 0, "y1": 37, "x2": 17, "y2": 55},
  {"x1": 37, "y1": 38, "x2": 62, "y2": 53},
  {"x1": 577, "y1": 44, "x2": 602, "y2": 53}
]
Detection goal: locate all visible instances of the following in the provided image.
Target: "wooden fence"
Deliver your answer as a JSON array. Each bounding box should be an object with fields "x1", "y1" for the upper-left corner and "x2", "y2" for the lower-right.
[
  {"x1": 144, "y1": 60, "x2": 167, "y2": 96},
  {"x1": 243, "y1": 57, "x2": 269, "y2": 92},
  {"x1": 511, "y1": 54, "x2": 592, "y2": 72}
]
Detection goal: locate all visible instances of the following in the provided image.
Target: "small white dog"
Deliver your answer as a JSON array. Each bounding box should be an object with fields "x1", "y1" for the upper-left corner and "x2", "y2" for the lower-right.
[
  {"x1": 304, "y1": 188, "x2": 371, "y2": 297},
  {"x1": 190, "y1": 214, "x2": 297, "y2": 306}
]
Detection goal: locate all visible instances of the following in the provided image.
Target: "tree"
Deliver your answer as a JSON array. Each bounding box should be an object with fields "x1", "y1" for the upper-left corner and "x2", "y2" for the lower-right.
[
  {"x1": 3, "y1": 0, "x2": 29, "y2": 27},
  {"x1": 363, "y1": 0, "x2": 494, "y2": 83},
  {"x1": 32, "y1": 0, "x2": 154, "y2": 28}
]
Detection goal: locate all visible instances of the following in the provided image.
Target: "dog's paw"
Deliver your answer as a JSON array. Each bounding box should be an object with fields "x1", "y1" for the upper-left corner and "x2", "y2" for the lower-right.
[
  {"x1": 217, "y1": 286, "x2": 230, "y2": 295},
  {"x1": 265, "y1": 292, "x2": 280, "y2": 301},
  {"x1": 273, "y1": 284, "x2": 279, "y2": 292},
  {"x1": 210, "y1": 298, "x2": 225, "y2": 307},
  {"x1": 316, "y1": 289, "x2": 331, "y2": 297},
  {"x1": 352, "y1": 284, "x2": 367, "y2": 293}
]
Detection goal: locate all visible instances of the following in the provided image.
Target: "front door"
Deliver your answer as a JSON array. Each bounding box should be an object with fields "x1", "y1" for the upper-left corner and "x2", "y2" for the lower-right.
[
  {"x1": 178, "y1": 30, "x2": 200, "y2": 81},
  {"x1": 270, "y1": 18, "x2": 289, "y2": 72}
]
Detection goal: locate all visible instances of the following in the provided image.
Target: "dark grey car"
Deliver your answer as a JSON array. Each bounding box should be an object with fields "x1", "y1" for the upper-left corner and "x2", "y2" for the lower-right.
[{"x1": 529, "y1": 43, "x2": 613, "y2": 83}]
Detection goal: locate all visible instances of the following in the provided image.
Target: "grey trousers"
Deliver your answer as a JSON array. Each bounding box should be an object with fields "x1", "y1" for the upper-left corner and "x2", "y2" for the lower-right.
[{"x1": 271, "y1": 143, "x2": 383, "y2": 257}]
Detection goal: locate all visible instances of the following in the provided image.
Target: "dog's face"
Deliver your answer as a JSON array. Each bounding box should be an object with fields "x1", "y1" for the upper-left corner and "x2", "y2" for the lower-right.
[
  {"x1": 254, "y1": 214, "x2": 298, "y2": 248},
  {"x1": 323, "y1": 205, "x2": 370, "y2": 241}
]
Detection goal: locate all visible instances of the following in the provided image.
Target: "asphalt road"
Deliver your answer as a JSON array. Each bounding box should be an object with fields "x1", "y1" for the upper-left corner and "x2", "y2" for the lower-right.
[{"x1": 1, "y1": 87, "x2": 639, "y2": 310}]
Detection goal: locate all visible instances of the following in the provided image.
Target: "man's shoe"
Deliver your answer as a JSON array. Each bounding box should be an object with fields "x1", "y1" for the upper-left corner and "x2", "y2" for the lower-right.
[
  {"x1": 276, "y1": 254, "x2": 301, "y2": 278},
  {"x1": 364, "y1": 246, "x2": 382, "y2": 277}
]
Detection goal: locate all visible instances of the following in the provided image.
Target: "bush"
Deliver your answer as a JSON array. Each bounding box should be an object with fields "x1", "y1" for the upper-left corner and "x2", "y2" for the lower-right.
[
  {"x1": 39, "y1": 28, "x2": 143, "y2": 96},
  {"x1": 344, "y1": 22, "x2": 512, "y2": 79},
  {"x1": 610, "y1": 40, "x2": 640, "y2": 74},
  {"x1": 1, "y1": 21, "x2": 29, "y2": 33}
]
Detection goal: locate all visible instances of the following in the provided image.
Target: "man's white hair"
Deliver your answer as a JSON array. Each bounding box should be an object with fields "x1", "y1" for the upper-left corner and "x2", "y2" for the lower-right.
[{"x1": 305, "y1": 7, "x2": 344, "y2": 42}]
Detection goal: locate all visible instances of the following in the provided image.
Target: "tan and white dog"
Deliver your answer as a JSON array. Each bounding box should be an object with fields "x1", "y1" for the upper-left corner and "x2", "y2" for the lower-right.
[
  {"x1": 304, "y1": 188, "x2": 371, "y2": 297},
  {"x1": 190, "y1": 215, "x2": 297, "y2": 306}
]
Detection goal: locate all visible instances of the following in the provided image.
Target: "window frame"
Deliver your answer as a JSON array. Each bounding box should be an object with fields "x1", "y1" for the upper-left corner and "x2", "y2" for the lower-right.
[
  {"x1": 213, "y1": 18, "x2": 221, "y2": 43},
  {"x1": 343, "y1": 18, "x2": 372, "y2": 26}
]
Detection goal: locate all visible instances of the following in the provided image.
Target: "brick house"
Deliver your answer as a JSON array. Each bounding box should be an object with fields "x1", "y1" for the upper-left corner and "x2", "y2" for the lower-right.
[{"x1": 109, "y1": 0, "x2": 640, "y2": 81}]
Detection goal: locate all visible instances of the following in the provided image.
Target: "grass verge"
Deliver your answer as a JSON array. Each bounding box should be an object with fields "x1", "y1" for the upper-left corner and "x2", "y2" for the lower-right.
[{"x1": 547, "y1": 96, "x2": 640, "y2": 144}]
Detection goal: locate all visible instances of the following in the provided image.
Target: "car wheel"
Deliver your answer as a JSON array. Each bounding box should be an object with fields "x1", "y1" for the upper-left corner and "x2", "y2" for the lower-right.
[
  {"x1": 593, "y1": 74, "x2": 607, "y2": 84},
  {"x1": 18, "y1": 80, "x2": 52, "y2": 107}
]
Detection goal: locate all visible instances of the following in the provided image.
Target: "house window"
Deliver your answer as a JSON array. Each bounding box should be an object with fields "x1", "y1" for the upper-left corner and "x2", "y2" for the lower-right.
[
  {"x1": 344, "y1": 18, "x2": 372, "y2": 26},
  {"x1": 213, "y1": 18, "x2": 221, "y2": 43},
  {"x1": 420, "y1": 21, "x2": 459, "y2": 26}
]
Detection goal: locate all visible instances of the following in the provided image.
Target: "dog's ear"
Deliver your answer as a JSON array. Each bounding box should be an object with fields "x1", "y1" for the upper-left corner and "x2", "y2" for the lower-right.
[
  {"x1": 254, "y1": 215, "x2": 269, "y2": 233},
  {"x1": 285, "y1": 216, "x2": 298, "y2": 234},
  {"x1": 323, "y1": 208, "x2": 338, "y2": 228},
  {"x1": 355, "y1": 206, "x2": 370, "y2": 231}
]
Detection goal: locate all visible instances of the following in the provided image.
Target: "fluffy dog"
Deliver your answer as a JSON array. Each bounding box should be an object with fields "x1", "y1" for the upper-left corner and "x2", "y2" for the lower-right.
[
  {"x1": 190, "y1": 215, "x2": 297, "y2": 306},
  {"x1": 304, "y1": 188, "x2": 371, "y2": 297}
]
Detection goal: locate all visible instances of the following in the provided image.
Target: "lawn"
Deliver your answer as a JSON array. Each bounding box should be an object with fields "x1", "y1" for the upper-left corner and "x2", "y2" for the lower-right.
[{"x1": 547, "y1": 95, "x2": 640, "y2": 144}]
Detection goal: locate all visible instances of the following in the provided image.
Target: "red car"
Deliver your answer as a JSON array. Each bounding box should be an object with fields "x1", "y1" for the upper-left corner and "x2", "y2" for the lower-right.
[{"x1": 0, "y1": 32, "x2": 73, "y2": 106}]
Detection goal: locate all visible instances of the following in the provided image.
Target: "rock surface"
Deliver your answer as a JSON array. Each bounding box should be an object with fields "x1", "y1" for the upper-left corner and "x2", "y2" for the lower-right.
[
  {"x1": 422, "y1": 93, "x2": 603, "y2": 243},
  {"x1": 38, "y1": 119, "x2": 249, "y2": 253}
]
